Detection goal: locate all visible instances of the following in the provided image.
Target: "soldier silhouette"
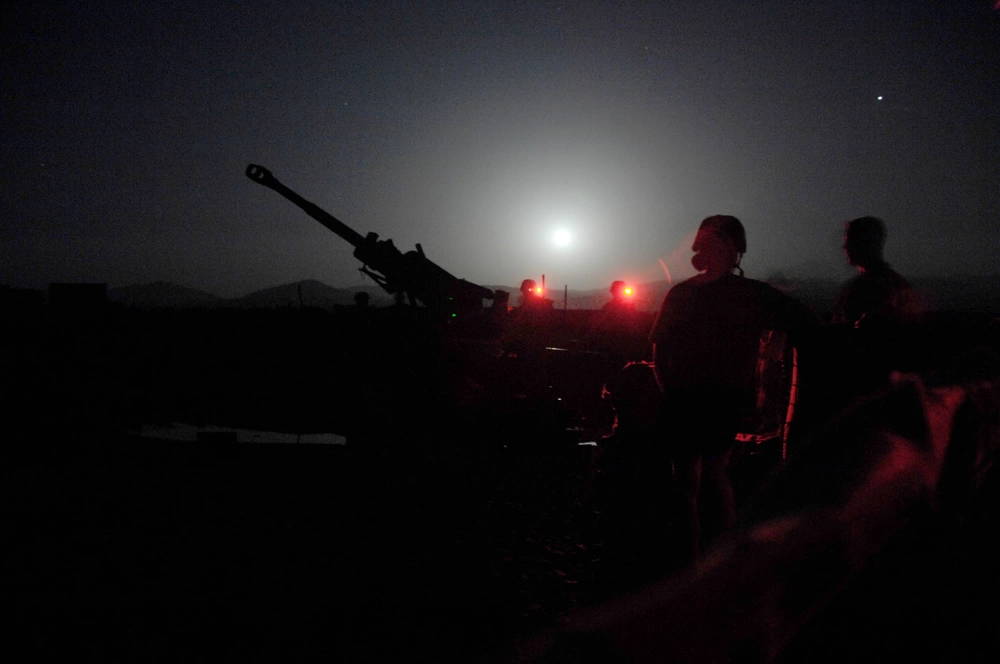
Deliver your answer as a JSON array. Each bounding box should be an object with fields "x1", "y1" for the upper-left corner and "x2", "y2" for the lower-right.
[
  {"x1": 823, "y1": 216, "x2": 922, "y2": 409},
  {"x1": 602, "y1": 280, "x2": 636, "y2": 314},
  {"x1": 517, "y1": 279, "x2": 553, "y2": 312},
  {"x1": 834, "y1": 216, "x2": 919, "y2": 328},
  {"x1": 589, "y1": 280, "x2": 647, "y2": 366},
  {"x1": 500, "y1": 278, "x2": 554, "y2": 361},
  {"x1": 650, "y1": 215, "x2": 815, "y2": 562}
]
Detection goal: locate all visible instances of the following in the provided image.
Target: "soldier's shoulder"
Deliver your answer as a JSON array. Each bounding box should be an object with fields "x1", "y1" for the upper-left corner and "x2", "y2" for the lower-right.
[
  {"x1": 661, "y1": 278, "x2": 697, "y2": 301},
  {"x1": 734, "y1": 276, "x2": 784, "y2": 298}
]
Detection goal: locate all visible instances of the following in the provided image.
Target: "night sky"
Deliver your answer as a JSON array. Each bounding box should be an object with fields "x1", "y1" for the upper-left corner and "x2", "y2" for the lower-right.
[{"x1": 4, "y1": 1, "x2": 998, "y2": 297}]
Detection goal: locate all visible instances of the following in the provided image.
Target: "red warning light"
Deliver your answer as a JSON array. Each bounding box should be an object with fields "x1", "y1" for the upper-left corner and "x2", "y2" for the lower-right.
[
  {"x1": 623, "y1": 286, "x2": 634, "y2": 297},
  {"x1": 534, "y1": 287, "x2": 544, "y2": 296}
]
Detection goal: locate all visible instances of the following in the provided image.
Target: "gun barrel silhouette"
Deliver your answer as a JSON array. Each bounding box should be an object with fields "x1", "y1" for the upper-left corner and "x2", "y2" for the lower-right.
[
  {"x1": 246, "y1": 164, "x2": 365, "y2": 247},
  {"x1": 245, "y1": 164, "x2": 496, "y2": 315}
]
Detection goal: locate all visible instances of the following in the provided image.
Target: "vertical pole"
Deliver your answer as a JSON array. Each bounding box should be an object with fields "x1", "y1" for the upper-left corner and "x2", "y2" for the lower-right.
[{"x1": 564, "y1": 285, "x2": 568, "y2": 310}]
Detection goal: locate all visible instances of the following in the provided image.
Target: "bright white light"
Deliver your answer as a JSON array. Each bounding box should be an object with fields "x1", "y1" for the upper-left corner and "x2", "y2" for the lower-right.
[
  {"x1": 877, "y1": 95, "x2": 883, "y2": 101},
  {"x1": 551, "y1": 227, "x2": 573, "y2": 249}
]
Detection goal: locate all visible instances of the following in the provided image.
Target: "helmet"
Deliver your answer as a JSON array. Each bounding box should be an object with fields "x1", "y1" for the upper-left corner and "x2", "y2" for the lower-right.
[
  {"x1": 693, "y1": 215, "x2": 746, "y2": 254},
  {"x1": 845, "y1": 216, "x2": 886, "y2": 248}
]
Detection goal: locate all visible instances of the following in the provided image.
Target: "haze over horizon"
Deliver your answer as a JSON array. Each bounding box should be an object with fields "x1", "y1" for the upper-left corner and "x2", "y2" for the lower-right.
[{"x1": 4, "y1": 1, "x2": 998, "y2": 299}]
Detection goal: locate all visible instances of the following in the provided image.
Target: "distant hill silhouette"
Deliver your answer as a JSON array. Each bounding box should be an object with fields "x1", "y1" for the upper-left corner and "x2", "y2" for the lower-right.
[
  {"x1": 109, "y1": 282, "x2": 220, "y2": 309},
  {"x1": 106, "y1": 280, "x2": 393, "y2": 310},
  {"x1": 230, "y1": 279, "x2": 362, "y2": 309}
]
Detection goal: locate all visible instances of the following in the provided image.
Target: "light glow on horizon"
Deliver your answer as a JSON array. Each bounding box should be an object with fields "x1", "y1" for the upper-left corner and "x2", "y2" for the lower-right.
[{"x1": 551, "y1": 227, "x2": 573, "y2": 249}]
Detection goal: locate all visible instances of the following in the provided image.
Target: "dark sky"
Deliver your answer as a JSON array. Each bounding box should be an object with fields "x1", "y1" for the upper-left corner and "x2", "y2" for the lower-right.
[{"x1": 3, "y1": 1, "x2": 998, "y2": 297}]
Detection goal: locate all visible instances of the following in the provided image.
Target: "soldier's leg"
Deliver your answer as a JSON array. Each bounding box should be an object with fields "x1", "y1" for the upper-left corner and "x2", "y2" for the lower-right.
[
  {"x1": 701, "y1": 445, "x2": 737, "y2": 550},
  {"x1": 672, "y1": 453, "x2": 702, "y2": 564}
]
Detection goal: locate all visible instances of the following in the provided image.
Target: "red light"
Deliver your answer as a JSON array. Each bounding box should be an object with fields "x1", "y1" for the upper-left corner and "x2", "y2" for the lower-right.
[
  {"x1": 623, "y1": 287, "x2": 634, "y2": 297},
  {"x1": 535, "y1": 287, "x2": 543, "y2": 296}
]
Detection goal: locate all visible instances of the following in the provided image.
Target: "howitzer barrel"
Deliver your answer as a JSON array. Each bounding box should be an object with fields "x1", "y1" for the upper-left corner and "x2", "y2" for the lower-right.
[
  {"x1": 245, "y1": 164, "x2": 365, "y2": 247},
  {"x1": 245, "y1": 163, "x2": 497, "y2": 315}
]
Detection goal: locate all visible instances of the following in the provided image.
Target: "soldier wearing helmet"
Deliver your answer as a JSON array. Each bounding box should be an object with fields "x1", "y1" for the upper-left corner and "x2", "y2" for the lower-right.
[
  {"x1": 603, "y1": 280, "x2": 637, "y2": 313},
  {"x1": 501, "y1": 277, "x2": 554, "y2": 357},
  {"x1": 650, "y1": 215, "x2": 814, "y2": 562},
  {"x1": 589, "y1": 279, "x2": 647, "y2": 366}
]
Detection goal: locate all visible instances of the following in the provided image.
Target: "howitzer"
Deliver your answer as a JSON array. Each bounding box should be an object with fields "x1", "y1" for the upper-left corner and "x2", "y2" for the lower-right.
[{"x1": 245, "y1": 164, "x2": 501, "y2": 317}]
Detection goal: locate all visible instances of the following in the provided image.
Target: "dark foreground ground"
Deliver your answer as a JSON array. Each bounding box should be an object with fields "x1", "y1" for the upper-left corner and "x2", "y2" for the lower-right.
[
  {"x1": 4, "y1": 302, "x2": 1000, "y2": 661},
  {"x1": 7, "y1": 438, "x2": 513, "y2": 661},
  {"x1": 5, "y1": 433, "x2": 641, "y2": 661},
  {"x1": 6, "y1": 427, "x2": 1000, "y2": 662}
]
